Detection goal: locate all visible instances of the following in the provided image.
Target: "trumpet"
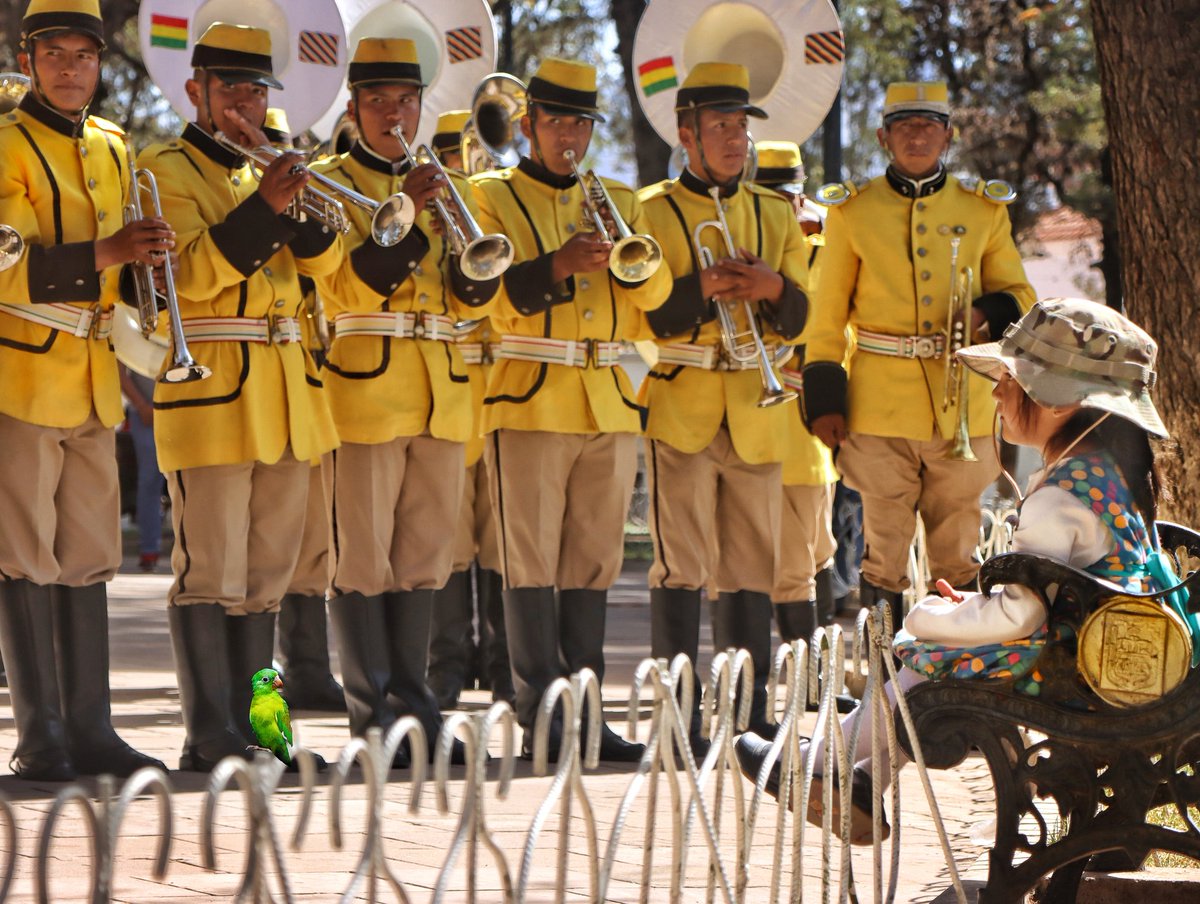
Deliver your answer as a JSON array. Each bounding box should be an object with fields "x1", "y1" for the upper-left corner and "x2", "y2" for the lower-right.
[
  {"x1": 212, "y1": 132, "x2": 415, "y2": 247},
  {"x1": 693, "y1": 186, "x2": 796, "y2": 408},
  {"x1": 0, "y1": 224, "x2": 23, "y2": 272},
  {"x1": 942, "y1": 236, "x2": 978, "y2": 461},
  {"x1": 562, "y1": 149, "x2": 663, "y2": 282},
  {"x1": 390, "y1": 126, "x2": 514, "y2": 282},
  {"x1": 121, "y1": 142, "x2": 211, "y2": 384}
]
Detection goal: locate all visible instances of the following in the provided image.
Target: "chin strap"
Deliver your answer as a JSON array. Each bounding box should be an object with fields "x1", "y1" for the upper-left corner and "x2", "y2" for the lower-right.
[{"x1": 27, "y1": 40, "x2": 96, "y2": 129}]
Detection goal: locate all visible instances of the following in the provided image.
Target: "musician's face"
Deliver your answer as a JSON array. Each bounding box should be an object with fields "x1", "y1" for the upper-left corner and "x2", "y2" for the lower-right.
[
  {"x1": 186, "y1": 74, "x2": 268, "y2": 144},
  {"x1": 20, "y1": 32, "x2": 101, "y2": 119},
  {"x1": 522, "y1": 108, "x2": 594, "y2": 176},
  {"x1": 878, "y1": 116, "x2": 951, "y2": 179},
  {"x1": 350, "y1": 84, "x2": 422, "y2": 161},
  {"x1": 681, "y1": 110, "x2": 750, "y2": 184}
]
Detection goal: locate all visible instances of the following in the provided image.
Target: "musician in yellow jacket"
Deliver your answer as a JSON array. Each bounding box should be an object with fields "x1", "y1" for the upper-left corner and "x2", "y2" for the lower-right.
[
  {"x1": 139, "y1": 23, "x2": 343, "y2": 771},
  {"x1": 752, "y1": 141, "x2": 839, "y2": 644},
  {"x1": 0, "y1": 0, "x2": 168, "y2": 782},
  {"x1": 312, "y1": 39, "x2": 499, "y2": 765},
  {"x1": 471, "y1": 58, "x2": 670, "y2": 760},
  {"x1": 427, "y1": 109, "x2": 512, "y2": 710},
  {"x1": 637, "y1": 63, "x2": 810, "y2": 743},
  {"x1": 802, "y1": 82, "x2": 1036, "y2": 626}
]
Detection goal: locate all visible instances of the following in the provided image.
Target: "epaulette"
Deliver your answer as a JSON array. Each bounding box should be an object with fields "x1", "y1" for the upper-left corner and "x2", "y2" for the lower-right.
[
  {"x1": 958, "y1": 176, "x2": 1017, "y2": 205},
  {"x1": 468, "y1": 166, "x2": 516, "y2": 186},
  {"x1": 813, "y1": 180, "x2": 863, "y2": 207},
  {"x1": 87, "y1": 115, "x2": 126, "y2": 138},
  {"x1": 597, "y1": 175, "x2": 635, "y2": 199},
  {"x1": 745, "y1": 181, "x2": 790, "y2": 204},
  {"x1": 137, "y1": 139, "x2": 185, "y2": 163},
  {"x1": 635, "y1": 178, "x2": 677, "y2": 203},
  {"x1": 0, "y1": 111, "x2": 22, "y2": 129},
  {"x1": 309, "y1": 152, "x2": 348, "y2": 176}
]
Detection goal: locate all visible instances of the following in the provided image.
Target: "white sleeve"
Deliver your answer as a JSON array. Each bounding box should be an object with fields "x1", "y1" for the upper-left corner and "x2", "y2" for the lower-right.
[{"x1": 902, "y1": 486, "x2": 1113, "y2": 646}]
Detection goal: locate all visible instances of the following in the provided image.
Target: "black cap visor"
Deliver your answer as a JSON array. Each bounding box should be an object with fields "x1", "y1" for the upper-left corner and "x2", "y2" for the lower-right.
[{"x1": 211, "y1": 68, "x2": 283, "y2": 90}]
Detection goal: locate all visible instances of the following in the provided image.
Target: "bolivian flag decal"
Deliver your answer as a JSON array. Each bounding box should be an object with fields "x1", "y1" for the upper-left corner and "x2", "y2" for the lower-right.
[
  {"x1": 638, "y1": 56, "x2": 677, "y2": 98},
  {"x1": 149, "y1": 14, "x2": 187, "y2": 50}
]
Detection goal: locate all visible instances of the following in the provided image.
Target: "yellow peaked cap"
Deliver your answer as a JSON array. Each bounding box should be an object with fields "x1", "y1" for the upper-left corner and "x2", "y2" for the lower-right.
[
  {"x1": 24, "y1": 0, "x2": 100, "y2": 18},
  {"x1": 263, "y1": 108, "x2": 290, "y2": 135},
  {"x1": 680, "y1": 61, "x2": 750, "y2": 92},
  {"x1": 755, "y1": 140, "x2": 802, "y2": 171},
  {"x1": 352, "y1": 37, "x2": 418, "y2": 67},
  {"x1": 531, "y1": 58, "x2": 597, "y2": 94},
  {"x1": 22, "y1": 0, "x2": 104, "y2": 48},
  {"x1": 195, "y1": 22, "x2": 272, "y2": 58},
  {"x1": 434, "y1": 110, "x2": 471, "y2": 136},
  {"x1": 883, "y1": 81, "x2": 950, "y2": 119}
]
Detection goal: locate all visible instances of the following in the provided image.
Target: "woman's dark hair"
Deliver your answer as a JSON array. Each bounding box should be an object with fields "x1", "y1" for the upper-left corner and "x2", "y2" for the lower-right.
[{"x1": 1028, "y1": 401, "x2": 1166, "y2": 531}]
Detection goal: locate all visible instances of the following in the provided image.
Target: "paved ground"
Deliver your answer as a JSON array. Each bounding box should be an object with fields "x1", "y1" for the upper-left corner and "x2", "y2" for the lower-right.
[{"x1": 0, "y1": 557, "x2": 1000, "y2": 902}]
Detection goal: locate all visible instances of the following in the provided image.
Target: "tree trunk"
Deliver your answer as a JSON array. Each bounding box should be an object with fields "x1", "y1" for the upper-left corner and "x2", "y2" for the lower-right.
[
  {"x1": 609, "y1": 0, "x2": 671, "y2": 187},
  {"x1": 1091, "y1": 0, "x2": 1200, "y2": 526}
]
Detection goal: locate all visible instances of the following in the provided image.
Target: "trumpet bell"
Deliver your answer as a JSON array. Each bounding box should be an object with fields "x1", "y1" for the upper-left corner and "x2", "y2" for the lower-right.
[
  {"x1": 610, "y1": 235, "x2": 663, "y2": 283},
  {"x1": 371, "y1": 193, "x2": 417, "y2": 247},
  {"x1": 757, "y1": 384, "x2": 798, "y2": 409},
  {"x1": 461, "y1": 233, "x2": 515, "y2": 282},
  {"x1": 0, "y1": 224, "x2": 24, "y2": 272},
  {"x1": 162, "y1": 359, "x2": 213, "y2": 384}
]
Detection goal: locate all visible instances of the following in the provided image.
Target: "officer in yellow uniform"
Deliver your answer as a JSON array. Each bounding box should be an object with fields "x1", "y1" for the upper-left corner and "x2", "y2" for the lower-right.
[
  {"x1": 312, "y1": 39, "x2": 499, "y2": 765},
  {"x1": 752, "y1": 141, "x2": 839, "y2": 643},
  {"x1": 802, "y1": 82, "x2": 1035, "y2": 625},
  {"x1": 427, "y1": 108, "x2": 512, "y2": 710},
  {"x1": 0, "y1": 0, "x2": 169, "y2": 781},
  {"x1": 259, "y1": 107, "x2": 345, "y2": 712},
  {"x1": 637, "y1": 63, "x2": 809, "y2": 744},
  {"x1": 471, "y1": 58, "x2": 670, "y2": 760},
  {"x1": 140, "y1": 23, "x2": 343, "y2": 771}
]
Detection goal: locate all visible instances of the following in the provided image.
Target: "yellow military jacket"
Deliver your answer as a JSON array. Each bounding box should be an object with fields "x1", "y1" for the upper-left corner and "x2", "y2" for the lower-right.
[
  {"x1": 636, "y1": 171, "x2": 810, "y2": 465},
  {"x1": 139, "y1": 124, "x2": 342, "y2": 471},
  {"x1": 455, "y1": 319, "x2": 496, "y2": 467},
  {"x1": 780, "y1": 365, "x2": 838, "y2": 487},
  {"x1": 312, "y1": 143, "x2": 498, "y2": 445},
  {"x1": 471, "y1": 158, "x2": 671, "y2": 435},
  {"x1": 0, "y1": 96, "x2": 130, "y2": 428},
  {"x1": 805, "y1": 170, "x2": 1035, "y2": 441}
]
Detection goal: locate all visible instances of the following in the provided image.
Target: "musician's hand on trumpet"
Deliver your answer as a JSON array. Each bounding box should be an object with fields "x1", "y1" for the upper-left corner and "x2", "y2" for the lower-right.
[
  {"x1": 709, "y1": 249, "x2": 784, "y2": 305},
  {"x1": 401, "y1": 162, "x2": 450, "y2": 228},
  {"x1": 255, "y1": 149, "x2": 311, "y2": 215},
  {"x1": 95, "y1": 217, "x2": 175, "y2": 270},
  {"x1": 552, "y1": 231, "x2": 613, "y2": 282}
]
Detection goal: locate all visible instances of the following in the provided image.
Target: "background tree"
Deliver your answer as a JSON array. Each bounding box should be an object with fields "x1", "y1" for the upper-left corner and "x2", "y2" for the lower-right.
[{"x1": 1091, "y1": 0, "x2": 1200, "y2": 525}]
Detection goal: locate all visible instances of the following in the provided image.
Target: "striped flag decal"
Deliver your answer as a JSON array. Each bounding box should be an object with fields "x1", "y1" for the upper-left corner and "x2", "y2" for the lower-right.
[
  {"x1": 804, "y1": 30, "x2": 845, "y2": 64},
  {"x1": 445, "y1": 26, "x2": 483, "y2": 64},
  {"x1": 298, "y1": 30, "x2": 339, "y2": 67},
  {"x1": 149, "y1": 14, "x2": 188, "y2": 50},
  {"x1": 637, "y1": 56, "x2": 678, "y2": 97}
]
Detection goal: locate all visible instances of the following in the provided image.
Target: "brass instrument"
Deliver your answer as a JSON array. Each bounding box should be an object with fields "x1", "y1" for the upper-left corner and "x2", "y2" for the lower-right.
[
  {"x1": 459, "y1": 117, "x2": 498, "y2": 177},
  {"x1": 562, "y1": 149, "x2": 663, "y2": 283},
  {"x1": 470, "y1": 73, "x2": 529, "y2": 167},
  {"x1": 942, "y1": 237, "x2": 978, "y2": 461},
  {"x1": 693, "y1": 186, "x2": 796, "y2": 408},
  {"x1": 0, "y1": 73, "x2": 30, "y2": 271},
  {"x1": 121, "y1": 142, "x2": 211, "y2": 384},
  {"x1": 389, "y1": 126, "x2": 514, "y2": 282},
  {"x1": 0, "y1": 225, "x2": 23, "y2": 273},
  {"x1": 212, "y1": 132, "x2": 415, "y2": 247}
]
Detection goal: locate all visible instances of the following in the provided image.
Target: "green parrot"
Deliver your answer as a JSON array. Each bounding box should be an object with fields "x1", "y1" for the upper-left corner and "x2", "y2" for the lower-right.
[{"x1": 249, "y1": 667, "x2": 294, "y2": 766}]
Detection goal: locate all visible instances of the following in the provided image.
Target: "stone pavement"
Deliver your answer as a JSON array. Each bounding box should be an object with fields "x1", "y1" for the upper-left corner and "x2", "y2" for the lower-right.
[{"x1": 0, "y1": 560, "x2": 1000, "y2": 903}]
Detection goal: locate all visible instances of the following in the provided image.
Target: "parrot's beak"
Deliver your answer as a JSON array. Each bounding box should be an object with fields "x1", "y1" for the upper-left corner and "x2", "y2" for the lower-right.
[{"x1": 273, "y1": 676, "x2": 284, "y2": 690}]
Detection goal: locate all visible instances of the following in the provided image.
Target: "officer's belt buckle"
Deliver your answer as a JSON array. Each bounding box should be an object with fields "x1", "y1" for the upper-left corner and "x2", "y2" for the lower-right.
[
  {"x1": 903, "y1": 333, "x2": 944, "y2": 359},
  {"x1": 268, "y1": 315, "x2": 300, "y2": 345}
]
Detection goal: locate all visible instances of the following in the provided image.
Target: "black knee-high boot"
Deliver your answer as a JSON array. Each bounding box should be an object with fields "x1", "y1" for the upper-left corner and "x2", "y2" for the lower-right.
[
  {"x1": 713, "y1": 591, "x2": 778, "y2": 739},
  {"x1": 649, "y1": 587, "x2": 708, "y2": 758},
  {"x1": 503, "y1": 586, "x2": 562, "y2": 757},
  {"x1": 278, "y1": 594, "x2": 345, "y2": 711},
  {"x1": 426, "y1": 570, "x2": 475, "y2": 710}
]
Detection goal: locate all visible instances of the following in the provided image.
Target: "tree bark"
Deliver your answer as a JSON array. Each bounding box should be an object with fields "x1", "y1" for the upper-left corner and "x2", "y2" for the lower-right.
[
  {"x1": 609, "y1": 0, "x2": 670, "y2": 187},
  {"x1": 1091, "y1": 0, "x2": 1200, "y2": 525}
]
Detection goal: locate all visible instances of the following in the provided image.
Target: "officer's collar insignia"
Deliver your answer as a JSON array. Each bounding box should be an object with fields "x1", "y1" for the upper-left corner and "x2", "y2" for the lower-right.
[
  {"x1": 680, "y1": 167, "x2": 738, "y2": 199},
  {"x1": 350, "y1": 139, "x2": 410, "y2": 176},
  {"x1": 518, "y1": 156, "x2": 576, "y2": 190},
  {"x1": 885, "y1": 163, "x2": 946, "y2": 198}
]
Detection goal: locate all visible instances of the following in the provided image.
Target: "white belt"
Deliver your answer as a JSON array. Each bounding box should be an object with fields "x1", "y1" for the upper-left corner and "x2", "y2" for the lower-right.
[
  {"x1": 656, "y1": 342, "x2": 792, "y2": 372},
  {"x1": 456, "y1": 342, "x2": 495, "y2": 365},
  {"x1": 180, "y1": 316, "x2": 302, "y2": 345},
  {"x1": 856, "y1": 329, "x2": 946, "y2": 359},
  {"x1": 334, "y1": 312, "x2": 457, "y2": 342},
  {"x1": 496, "y1": 335, "x2": 624, "y2": 368},
  {"x1": 780, "y1": 367, "x2": 804, "y2": 398},
  {"x1": 0, "y1": 302, "x2": 113, "y2": 340}
]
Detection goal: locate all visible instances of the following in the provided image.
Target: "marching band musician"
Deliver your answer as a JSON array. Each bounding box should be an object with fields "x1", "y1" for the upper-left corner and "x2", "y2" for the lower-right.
[
  {"x1": 470, "y1": 57, "x2": 669, "y2": 761},
  {"x1": 0, "y1": 0, "x2": 168, "y2": 781},
  {"x1": 637, "y1": 63, "x2": 810, "y2": 746},
  {"x1": 139, "y1": 22, "x2": 343, "y2": 772},
  {"x1": 801, "y1": 81, "x2": 1035, "y2": 626},
  {"x1": 261, "y1": 106, "x2": 345, "y2": 713},
  {"x1": 751, "y1": 141, "x2": 839, "y2": 644},
  {"x1": 427, "y1": 108, "x2": 513, "y2": 711},
  {"x1": 311, "y1": 38, "x2": 499, "y2": 765}
]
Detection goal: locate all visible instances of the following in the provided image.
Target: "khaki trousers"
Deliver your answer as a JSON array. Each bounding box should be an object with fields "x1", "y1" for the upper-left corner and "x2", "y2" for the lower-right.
[
  {"x1": 451, "y1": 458, "x2": 501, "y2": 574},
  {"x1": 772, "y1": 482, "x2": 837, "y2": 603},
  {"x1": 166, "y1": 450, "x2": 310, "y2": 614},
  {"x1": 288, "y1": 455, "x2": 333, "y2": 597},
  {"x1": 647, "y1": 428, "x2": 783, "y2": 595},
  {"x1": 485, "y1": 430, "x2": 636, "y2": 590},
  {"x1": 0, "y1": 411, "x2": 120, "y2": 586},
  {"x1": 331, "y1": 435, "x2": 465, "y2": 596},
  {"x1": 837, "y1": 433, "x2": 999, "y2": 593}
]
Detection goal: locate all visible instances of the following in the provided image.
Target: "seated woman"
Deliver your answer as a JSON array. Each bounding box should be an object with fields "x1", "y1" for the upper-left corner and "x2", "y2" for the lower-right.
[{"x1": 735, "y1": 296, "x2": 1181, "y2": 844}]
